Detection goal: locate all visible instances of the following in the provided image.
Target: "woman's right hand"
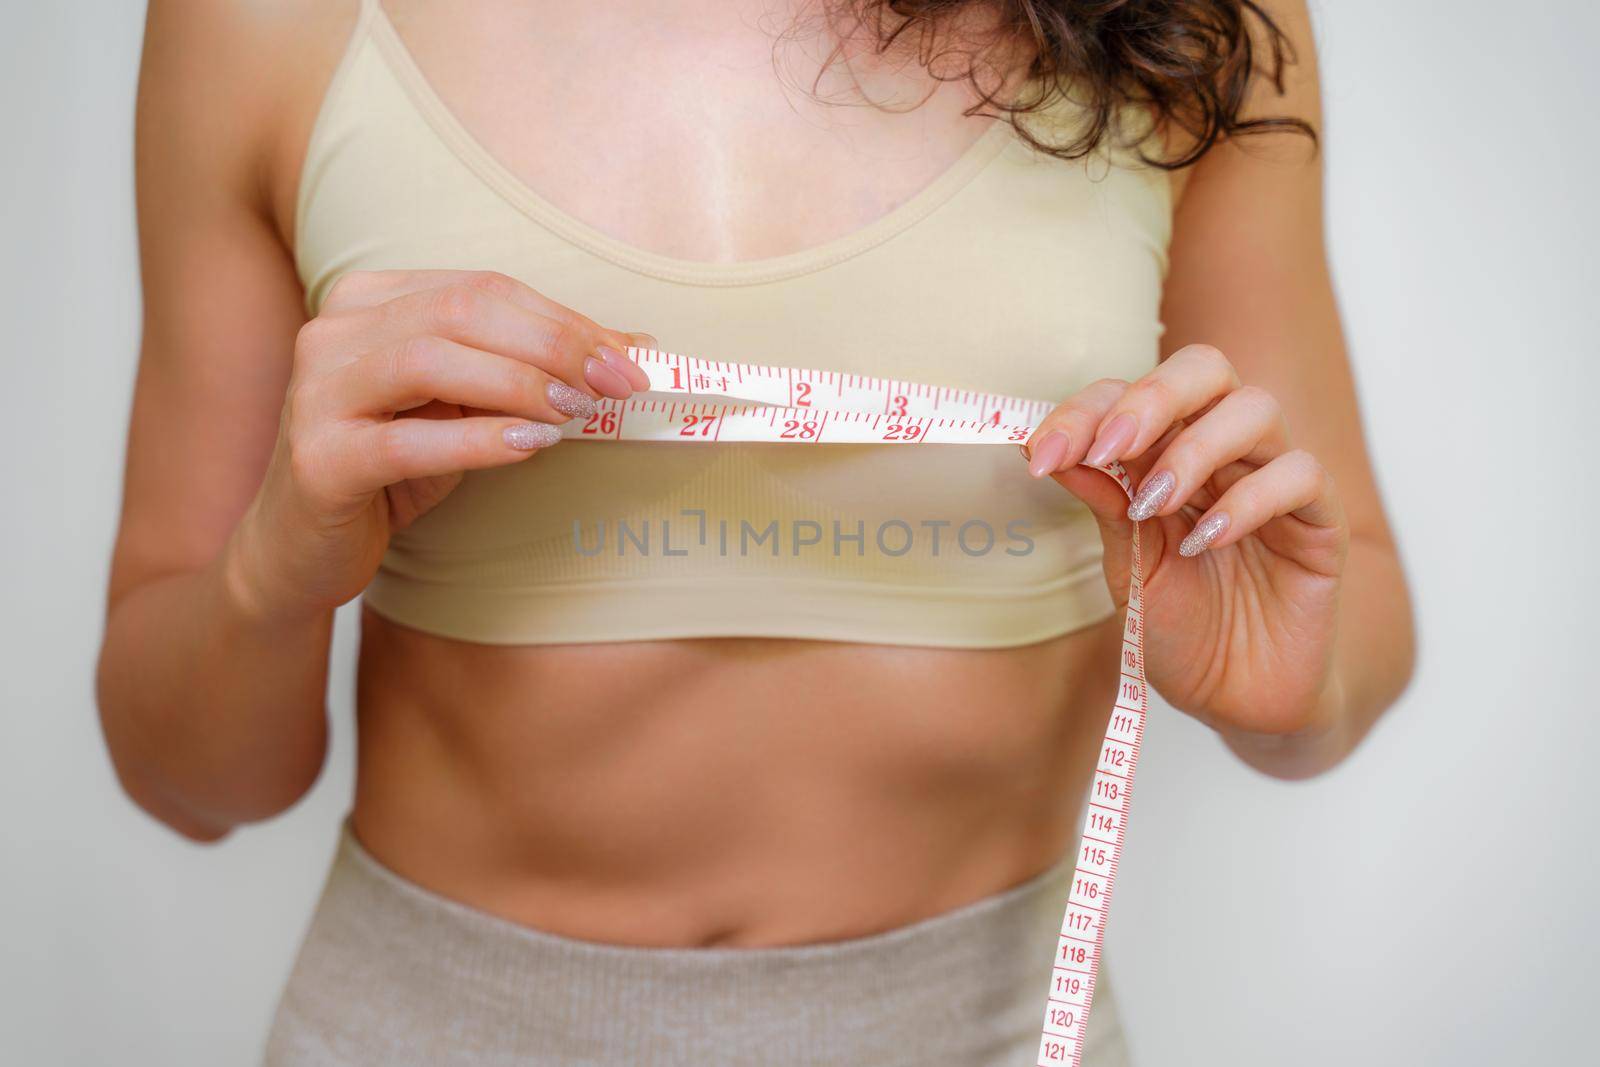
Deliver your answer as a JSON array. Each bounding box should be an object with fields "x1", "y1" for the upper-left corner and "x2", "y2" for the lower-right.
[{"x1": 225, "y1": 269, "x2": 654, "y2": 623}]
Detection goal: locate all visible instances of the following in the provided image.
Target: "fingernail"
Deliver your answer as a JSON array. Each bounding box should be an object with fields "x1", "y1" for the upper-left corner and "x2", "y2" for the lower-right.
[
  {"x1": 1179, "y1": 512, "x2": 1229, "y2": 557},
  {"x1": 1027, "y1": 431, "x2": 1070, "y2": 478},
  {"x1": 546, "y1": 381, "x2": 597, "y2": 419},
  {"x1": 1086, "y1": 413, "x2": 1137, "y2": 468},
  {"x1": 584, "y1": 355, "x2": 634, "y2": 400},
  {"x1": 504, "y1": 422, "x2": 562, "y2": 451},
  {"x1": 634, "y1": 333, "x2": 661, "y2": 349},
  {"x1": 599, "y1": 345, "x2": 651, "y2": 391},
  {"x1": 1127, "y1": 470, "x2": 1176, "y2": 521}
]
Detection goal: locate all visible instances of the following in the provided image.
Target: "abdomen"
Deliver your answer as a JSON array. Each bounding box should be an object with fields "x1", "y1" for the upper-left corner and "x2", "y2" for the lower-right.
[{"x1": 349, "y1": 606, "x2": 1122, "y2": 947}]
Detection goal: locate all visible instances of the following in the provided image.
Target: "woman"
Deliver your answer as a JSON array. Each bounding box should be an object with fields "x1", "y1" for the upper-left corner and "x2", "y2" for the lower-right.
[{"x1": 97, "y1": 0, "x2": 1415, "y2": 1063}]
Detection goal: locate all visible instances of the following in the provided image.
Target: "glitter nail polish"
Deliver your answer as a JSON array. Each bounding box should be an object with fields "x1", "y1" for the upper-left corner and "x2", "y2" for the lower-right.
[
  {"x1": 547, "y1": 381, "x2": 597, "y2": 419},
  {"x1": 1179, "y1": 512, "x2": 1229, "y2": 557},
  {"x1": 1127, "y1": 470, "x2": 1175, "y2": 521},
  {"x1": 503, "y1": 422, "x2": 562, "y2": 451}
]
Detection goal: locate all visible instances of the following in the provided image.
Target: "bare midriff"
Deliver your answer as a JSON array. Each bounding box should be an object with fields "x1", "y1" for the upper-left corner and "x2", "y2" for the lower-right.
[{"x1": 350, "y1": 607, "x2": 1121, "y2": 947}]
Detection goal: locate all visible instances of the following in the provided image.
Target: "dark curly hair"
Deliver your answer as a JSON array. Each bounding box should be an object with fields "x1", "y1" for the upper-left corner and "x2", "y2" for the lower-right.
[{"x1": 805, "y1": 0, "x2": 1315, "y2": 169}]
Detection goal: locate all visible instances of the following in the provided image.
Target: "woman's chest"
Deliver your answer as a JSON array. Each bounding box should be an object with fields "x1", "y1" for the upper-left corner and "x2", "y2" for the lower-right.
[
  {"x1": 374, "y1": 0, "x2": 1008, "y2": 265},
  {"x1": 298, "y1": 2, "x2": 1175, "y2": 395},
  {"x1": 295, "y1": 2, "x2": 1176, "y2": 588}
]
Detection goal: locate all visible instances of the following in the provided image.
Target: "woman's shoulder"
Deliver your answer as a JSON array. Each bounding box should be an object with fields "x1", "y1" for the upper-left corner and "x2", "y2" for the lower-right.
[{"x1": 138, "y1": 0, "x2": 366, "y2": 252}]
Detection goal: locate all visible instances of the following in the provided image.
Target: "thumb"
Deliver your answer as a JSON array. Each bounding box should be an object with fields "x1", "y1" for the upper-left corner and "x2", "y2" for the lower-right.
[
  {"x1": 1037, "y1": 418, "x2": 1178, "y2": 525},
  {"x1": 1051, "y1": 416, "x2": 1182, "y2": 529},
  {"x1": 1051, "y1": 463, "x2": 1140, "y2": 604},
  {"x1": 1051, "y1": 463, "x2": 1136, "y2": 529}
]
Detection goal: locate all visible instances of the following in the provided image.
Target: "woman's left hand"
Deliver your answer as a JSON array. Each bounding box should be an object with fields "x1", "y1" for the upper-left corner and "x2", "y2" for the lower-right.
[{"x1": 1023, "y1": 344, "x2": 1350, "y2": 739}]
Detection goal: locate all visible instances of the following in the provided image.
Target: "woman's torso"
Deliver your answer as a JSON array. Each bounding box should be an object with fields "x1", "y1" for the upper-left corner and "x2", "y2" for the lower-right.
[{"x1": 272, "y1": 0, "x2": 1173, "y2": 946}]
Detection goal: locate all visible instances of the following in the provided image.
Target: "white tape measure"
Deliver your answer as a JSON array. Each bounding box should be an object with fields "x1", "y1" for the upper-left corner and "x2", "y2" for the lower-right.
[{"x1": 568, "y1": 348, "x2": 1148, "y2": 1067}]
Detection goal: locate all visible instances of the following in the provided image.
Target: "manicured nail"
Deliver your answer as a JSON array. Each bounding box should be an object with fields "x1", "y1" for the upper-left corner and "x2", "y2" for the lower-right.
[
  {"x1": 504, "y1": 422, "x2": 562, "y2": 451},
  {"x1": 584, "y1": 355, "x2": 634, "y2": 400},
  {"x1": 1085, "y1": 413, "x2": 1137, "y2": 468},
  {"x1": 1028, "y1": 431, "x2": 1070, "y2": 478},
  {"x1": 634, "y1": 333, "x2": 661, "y2": 349},
  {"x1": 1179, "y1": 512, "x2": 1229, "y2": 557},
  {"x1": 546, "y1": 381, "x2": 597, "y2": 419},
  {"x1": 1127, "y1": 470, "x2": 1175, "y2": 521},
  {"x1": 598, "y1": 345, "x2": 651, "y2": 391}
]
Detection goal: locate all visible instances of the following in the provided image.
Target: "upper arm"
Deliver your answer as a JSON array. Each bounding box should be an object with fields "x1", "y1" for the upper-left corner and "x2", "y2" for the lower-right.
[
  {"x1": 110, "y1": 0, "x2": 353, "y2": 607},
  {"x1": 1159, "y1": 0, "x2": 1393, "y2": 544}
]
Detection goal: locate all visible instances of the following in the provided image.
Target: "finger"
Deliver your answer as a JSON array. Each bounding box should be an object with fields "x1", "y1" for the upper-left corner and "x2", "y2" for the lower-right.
[
  {"x1": 1043, "y1": 420, "x2": 1180, "y2": 530},
  {"x1": 620, "y1": 333, "x2": 666, "y2": 389},
  {"x1": 1125, "y1": 386, "x2": 1290, "y2": 521},
  {"x1": 321, "y1": 337, "x2": 599, "y2": 424},
  {"x1": 1021, "y1": 378, "x2": 1129, "y2": 478},
  {"x1": 1173, "y1": 457, "x2": 1244, "y2": 514},
  {"x1": 347, "y1": 415, "x2": 562, "y2": 492},
  {"x1": 324, "y1": 272, "x2": 650, "y2": 393},
  {"x1": 372, "y1": 284, "x2": 637, "y2": 399},
  {"x1": 1083, "y1": 344, "x2": 1241, "y2": 468},
  {"x1": 409, "y1": 272, "x2": 653, "y2": 389},
  {"x1": 1178, "y1": 449, "x2": 1344, "y2": 561}
]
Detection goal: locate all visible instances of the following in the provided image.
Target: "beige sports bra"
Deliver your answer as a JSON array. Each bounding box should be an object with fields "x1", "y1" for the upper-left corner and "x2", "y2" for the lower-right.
[{"x1": 294, "y1": 0, "x2": 1174, "y2": 648}]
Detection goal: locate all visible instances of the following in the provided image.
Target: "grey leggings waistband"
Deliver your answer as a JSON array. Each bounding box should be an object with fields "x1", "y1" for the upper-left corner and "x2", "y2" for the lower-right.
[{"x1": 264, "y1": 823, "x2": 1131, "y2": 1066}]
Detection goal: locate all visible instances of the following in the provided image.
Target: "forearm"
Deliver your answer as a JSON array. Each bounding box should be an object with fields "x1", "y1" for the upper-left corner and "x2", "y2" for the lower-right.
[
  {"x1": 95, "y1": 531, "x2": 334, "y2": 840},
  {"x1": 1220, "y1": 534, "x2": 1416, "y2": 779}
]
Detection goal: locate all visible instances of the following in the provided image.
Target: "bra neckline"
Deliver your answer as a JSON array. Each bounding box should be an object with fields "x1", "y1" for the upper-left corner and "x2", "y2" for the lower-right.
[{"x1": 364, "y1": 1, "x2": 1020, "y2": 288}]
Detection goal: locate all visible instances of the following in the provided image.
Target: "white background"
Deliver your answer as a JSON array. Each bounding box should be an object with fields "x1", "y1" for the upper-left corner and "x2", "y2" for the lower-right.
[{"x1": 2, "y1": 2, "x2": 1596, "y2": 1064}]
